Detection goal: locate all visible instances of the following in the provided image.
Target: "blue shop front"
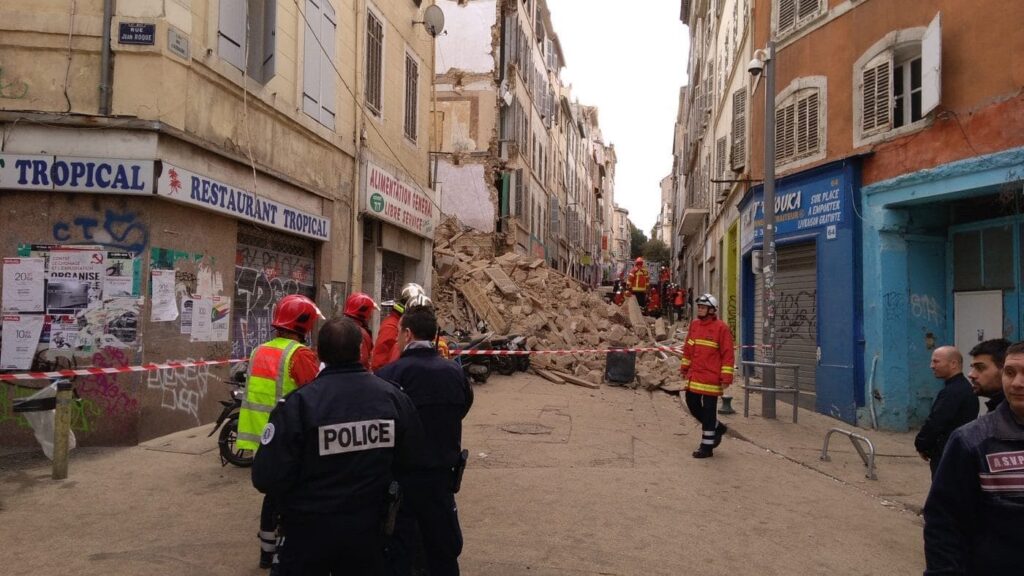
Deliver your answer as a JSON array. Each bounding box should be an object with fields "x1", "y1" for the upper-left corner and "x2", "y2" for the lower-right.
[{"x1": 739, "y1": 159, "x2": 864, "y2": 424}]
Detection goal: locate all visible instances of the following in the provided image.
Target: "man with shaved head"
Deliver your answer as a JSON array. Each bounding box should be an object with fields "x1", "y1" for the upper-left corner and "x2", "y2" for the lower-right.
[{"x1": 915, "y1": 345, "x2": 979, "y2": 478}]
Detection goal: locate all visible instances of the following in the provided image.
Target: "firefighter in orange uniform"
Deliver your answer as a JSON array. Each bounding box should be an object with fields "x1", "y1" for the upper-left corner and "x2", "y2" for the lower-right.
[
  {"x1": 626, "y1": 257, "x2": 650, "y2": 308},
  {"x1": 679, "y1": 293, "x2": 735, "y2": 458}
]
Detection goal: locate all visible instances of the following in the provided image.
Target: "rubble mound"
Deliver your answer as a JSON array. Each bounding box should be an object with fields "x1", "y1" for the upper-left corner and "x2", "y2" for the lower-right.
[{"x1": 431, "y1": 216, "x2": 684, "y2": 391}]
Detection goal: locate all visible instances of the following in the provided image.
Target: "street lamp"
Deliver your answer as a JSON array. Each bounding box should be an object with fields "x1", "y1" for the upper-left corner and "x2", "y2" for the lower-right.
[{"x1": 749, "y1": 41, "x2": 778, "y2": 418}]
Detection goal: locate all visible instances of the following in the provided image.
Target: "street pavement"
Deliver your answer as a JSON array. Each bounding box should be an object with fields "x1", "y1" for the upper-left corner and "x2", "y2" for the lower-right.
[{"x1": 1, "y1": 370, "x2": 929, "y2": 575}]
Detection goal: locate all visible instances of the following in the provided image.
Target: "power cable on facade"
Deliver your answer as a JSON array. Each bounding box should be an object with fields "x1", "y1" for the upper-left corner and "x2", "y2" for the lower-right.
[{"x1": 62, "y1": 0, "x2": 77, "y2": 113}]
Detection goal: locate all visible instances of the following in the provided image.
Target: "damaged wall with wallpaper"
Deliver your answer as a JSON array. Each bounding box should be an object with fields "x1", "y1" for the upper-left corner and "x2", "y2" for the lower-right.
[{"x1": 0, "y1": 193, "x2": 236, "y2": 445}]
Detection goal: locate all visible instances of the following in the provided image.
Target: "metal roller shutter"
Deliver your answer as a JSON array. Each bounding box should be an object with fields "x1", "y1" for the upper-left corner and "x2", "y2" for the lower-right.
[{"x1": 751, "y1": 242, "x2": 818, "y2": 409}]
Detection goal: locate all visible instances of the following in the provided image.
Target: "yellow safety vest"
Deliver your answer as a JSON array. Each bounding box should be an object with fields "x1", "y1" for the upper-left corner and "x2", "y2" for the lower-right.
[{"x1": 237, "y1": 338, "x2": 302, "y2": 451}]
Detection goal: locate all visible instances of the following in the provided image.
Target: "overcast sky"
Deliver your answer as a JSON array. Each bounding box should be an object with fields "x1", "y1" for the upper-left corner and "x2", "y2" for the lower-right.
[{"x1": 547, "y1": 0, "x2": 689, "y2": 235}]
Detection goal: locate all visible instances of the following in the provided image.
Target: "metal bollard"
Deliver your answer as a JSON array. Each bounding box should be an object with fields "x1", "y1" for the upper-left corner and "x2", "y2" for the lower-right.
[
  {"x1": 718, "y1": 395, "x2": 736, "y2": 415},
  {"x1": 52, "y1": 380, "x2": 73, "y2": 480}
]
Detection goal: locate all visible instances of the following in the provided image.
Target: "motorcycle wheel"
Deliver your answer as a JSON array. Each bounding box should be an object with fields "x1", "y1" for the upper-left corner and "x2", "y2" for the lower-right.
[
  {"x1": 495, "y1": 356, "x2": 516, "y2": 376},
  {"x1": 218, "y1": 416, "x2": 255, "y2": 468},
  {"x1": 470, "y1": 368, "x2": 490, "y2": 383}
]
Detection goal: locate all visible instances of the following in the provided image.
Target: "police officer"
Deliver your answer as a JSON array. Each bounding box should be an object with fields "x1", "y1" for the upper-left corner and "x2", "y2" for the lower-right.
[
  {"x1": 253, "y1": 316, "x2": 424, "y2": 575},
  {"x1": 376, "y1": 306, "x2": 473, "y2": 576}
]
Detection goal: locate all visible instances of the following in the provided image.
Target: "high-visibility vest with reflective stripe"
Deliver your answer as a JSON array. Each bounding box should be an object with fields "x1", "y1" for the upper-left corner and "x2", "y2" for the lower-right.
[
  {"x1": 629, "y1": 268, "x2": 649, "y2": 292},
  {"x1": 237, "y1": 338, "x2": 302, "y2": 451}
]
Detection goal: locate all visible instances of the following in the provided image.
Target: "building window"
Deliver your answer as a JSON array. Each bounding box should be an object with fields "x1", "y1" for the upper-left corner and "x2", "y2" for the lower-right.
[
  {"x1": 854, "y1": 15, "x2": 942, "y2": 146},
  {"x1": 774, "y1": 83, "x2": 823, "y2": 166},
  {"x1": 730, "y1": 89, "x2": 746, "y2": 171},
  {"x1": 302, "y1": 0, "x2": 337, "y2": 129},
  {"x1": 715, "y1": 136, "x2": 727, "y2": 197},
  {"x1": 776, "y1": 0, "x2": 823, "y2": 37},
  {"x1": 365, "y1": 10, "x2": 384, "y2": 116},
  {"x1": 404, "y1": 53, "x2": 419, "y2": 142},
  {"x1": 218, "y1": 0, "x2": 277, "y2": 83}
]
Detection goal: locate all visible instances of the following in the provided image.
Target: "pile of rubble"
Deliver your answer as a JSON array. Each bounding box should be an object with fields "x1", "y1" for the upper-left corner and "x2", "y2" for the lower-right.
[{"x1": 431, "y1": 217, "x2": 686, "y2": 392}]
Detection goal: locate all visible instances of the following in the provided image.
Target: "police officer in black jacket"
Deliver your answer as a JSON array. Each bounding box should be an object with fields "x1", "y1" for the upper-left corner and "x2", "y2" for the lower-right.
[
  {"x1": 253, "y1": 316, "x2": 424, "y2": 576},
  {"x1": 915, "y1": 346, "x2": 979, "y2": 478},
  {"x1": 376, "y1": 306, "x2": 473, "y2": 576}
]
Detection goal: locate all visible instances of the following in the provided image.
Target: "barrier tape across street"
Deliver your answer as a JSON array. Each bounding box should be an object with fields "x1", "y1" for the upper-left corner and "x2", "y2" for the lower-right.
[{"x1": 0, "y1": 343, "x2": 775, "y2": 381}]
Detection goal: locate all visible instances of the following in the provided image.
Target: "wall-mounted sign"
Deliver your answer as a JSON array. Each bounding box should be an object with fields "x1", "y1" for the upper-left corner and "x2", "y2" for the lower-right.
[
  {"x1": 741, "y1": 174, "x2": 846, "y2": 251},
  {"x1": 0, "y1": 154, "x2": 154, "y2": 194},
  {"x1": 363, "y1": 162, "x2": 439, "y2": 239},
  {"x1": 157, "y1": 163, "x2": 331, "y2": 241},
  {"x1": 119, "y1": 22, "x2": 156, "y2": 46},
  {"x1": 167, "y1": 27, "x2": 190, "y2": 60}
]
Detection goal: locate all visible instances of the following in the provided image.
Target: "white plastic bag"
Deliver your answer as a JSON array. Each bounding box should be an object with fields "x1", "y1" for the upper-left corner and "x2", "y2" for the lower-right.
[{"x1": 20, "y1": 383, "x2": 77, "y2": 460}]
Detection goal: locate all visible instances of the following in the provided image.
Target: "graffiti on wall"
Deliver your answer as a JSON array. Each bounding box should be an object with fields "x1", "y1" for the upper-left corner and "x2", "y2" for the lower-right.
[
  {"x1": 145, "y1": 358, "x2": 210, "y2": 423},
  {"x1": 776, "y1": 289, "x2": 817, "y2": 342},
  {"x1": 53, "y1": 209, "x2": 149, "y2": 254},
  {"x1": 76, "y1": 347, "x2": 139, "y2": 417},
  {"x1": 233, "y1": 243, "x2": 314, "y2": 358},
  {"x1": 910, "y1": 293, "x2": 943, "y2": 326}
]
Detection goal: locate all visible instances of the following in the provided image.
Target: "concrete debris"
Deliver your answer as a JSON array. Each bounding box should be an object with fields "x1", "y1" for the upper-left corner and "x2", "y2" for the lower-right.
[{"x1": 431, "y1": 215, "x2": 685, "y2": 390}]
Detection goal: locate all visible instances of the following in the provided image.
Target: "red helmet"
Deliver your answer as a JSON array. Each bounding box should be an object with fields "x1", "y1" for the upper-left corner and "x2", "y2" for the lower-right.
[
  {"x1": 272, "y1": 294, "x2": 324, "y2": 335},
  {"x1": 635, "y1": 257, "x2": 644, "y2": 265},
  {"x1": 344, "y1": 292, "x2": 379, "y2": 324}
]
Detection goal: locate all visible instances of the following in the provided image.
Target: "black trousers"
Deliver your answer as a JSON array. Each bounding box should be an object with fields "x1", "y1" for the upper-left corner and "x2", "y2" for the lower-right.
[
  {"x1": 276, "y1": 513, "x2": 387, "y2": 576},
  {"x1": 684, "y1": 391, "x2": 719, "y2": 450},
  {"x1": 393, "y1": 472, "x2": 463, "y2": 576},
  {"x1": 634, "y1": 292, "x2": 647, "y2": 308},
  {"x1": 260, "y1": 493, "x2": 278, "y2": 557}
]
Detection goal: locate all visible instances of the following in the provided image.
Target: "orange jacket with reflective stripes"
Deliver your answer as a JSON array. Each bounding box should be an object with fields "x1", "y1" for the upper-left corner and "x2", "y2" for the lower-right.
[
  {"x1": 627, "y1": 266, "x2": 649, "y2": 292},
  {"x1": 679, "y1": 314, "x2": 735, "y2": 396}
]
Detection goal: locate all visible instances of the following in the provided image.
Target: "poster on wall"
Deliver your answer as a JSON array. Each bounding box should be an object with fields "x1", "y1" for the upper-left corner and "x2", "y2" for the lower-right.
[
  {"x1": 180, "y1": 298, "x2": 194, "y2": 335},
  {"x1": 1, "y1": 314, "x2": 46, "y2": 369},
  {"x1": 151, "y1": 269, "x2": 178, "y2": 322},
  {"x1": 2, "y1": 257, "x2": 45, "y2": 313},
  {"x1": 49, "y1": 315, "x2": 81, "y2": 350},
  {"x1": 190, "y1": 296, "x2": 213, "y2": 342},
  {"x1": 104, "y1": 252, "x2": 135, "y2": 298},
  {"x1": 47, "y1": 250, "x2": 104, "y2": 314},
  {"x1": 211, "y1": 295, "x2": 230, "y2": 342}
]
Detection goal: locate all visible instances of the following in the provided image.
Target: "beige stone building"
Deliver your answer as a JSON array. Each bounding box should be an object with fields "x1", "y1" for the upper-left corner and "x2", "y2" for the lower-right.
[
  {"x1": 431, "y1": 0, "x2": 615, "y2": 285},
  {"x1": 0, "y1": 0, "x2": 437, "y2": 444}
]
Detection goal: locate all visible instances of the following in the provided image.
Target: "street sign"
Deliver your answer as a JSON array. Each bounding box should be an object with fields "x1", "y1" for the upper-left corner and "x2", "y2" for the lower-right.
[{"x1": 119, "y1": 23, "x2": 156, "y2": 46}]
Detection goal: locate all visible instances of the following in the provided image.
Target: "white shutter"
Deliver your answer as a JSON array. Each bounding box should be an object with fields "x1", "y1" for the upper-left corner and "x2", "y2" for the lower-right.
[
  {"x1": 320, "y1": 2, "x2": 337, "y2": 129},
  {"x1": 778, "y1": 0, "x2": 796, "y2": 33},
  {"x1": 862, "y1": 52, "x2": 892, "y2": 135},
  {"x1": 261, "y1": 3, "x2": 277, "y2": 81},
  {"x1": 921, "y1": 12, "x2": 942, "y2": 116},
  {"x1": 302, "y1": 0, "x2": 322, "y2": 119},
  {"x1": 797, "y1": 0, "x2": 820, "y2": 21},
  {"x1": 731, "y1": 89, "x2": 746, "y2": 170},
  {"x1": 218, "y1": 0, "x2": 247, "y2": 71}
]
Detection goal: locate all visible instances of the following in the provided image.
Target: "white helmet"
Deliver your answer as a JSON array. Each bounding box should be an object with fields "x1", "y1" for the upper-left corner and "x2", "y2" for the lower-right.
[
  {"x1": 405, "y1": 293, "x2": 433, "y2": 309},
  {"x1": 395, "y1": 283, "x2": 426, "y2": 313},
  {"x1": 695, "y1": 293, "x2": 719, "y2": 310}
]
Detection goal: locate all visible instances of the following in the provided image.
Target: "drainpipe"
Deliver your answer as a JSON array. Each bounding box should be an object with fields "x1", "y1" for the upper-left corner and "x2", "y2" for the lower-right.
[
  {"x1": 350, "y1": 0, "x2": 365, "y2": 295},
  {"x1": 99, "y1": 0, "x2": 115, "y2": 115}
]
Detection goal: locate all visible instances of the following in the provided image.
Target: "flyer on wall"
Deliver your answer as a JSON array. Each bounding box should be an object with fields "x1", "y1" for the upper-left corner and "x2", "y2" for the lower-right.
[
  {"x1": 47, "y1": 249, "x2": 104, "y2": 314},
  {"x1": 49, "y1": 315, "x2": 81, "y2": 350},
  {"x1": 151, "y1": 269, "x2": 178, "y2": 322},
  {"x1": 104, "y1": 251, "x2": 135, "y2": 298},
  {"x1": 2, "y1": 257, "x2": 45, "y2": 313},
  {"x1": 190, "y1": 296, "x2": 213, "y2": 342},
  {"x1": 1, "y1": 314, "x2": 46, "y2": 370}
]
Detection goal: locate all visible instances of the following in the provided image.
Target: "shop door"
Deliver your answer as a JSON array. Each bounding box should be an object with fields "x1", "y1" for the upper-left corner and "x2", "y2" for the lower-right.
[
  {"x1": 233, "y1": 225, "x2": 316, "y2": 359},
  {"x1": 751, "y1": 242, "x2": 818, "y2": 409},
  {"x1": 954, "y1": 291, "x2": 1003, "y2": 374},
  {"x1": 380, "y1": 250, "x2": 406, "y2": 314}
]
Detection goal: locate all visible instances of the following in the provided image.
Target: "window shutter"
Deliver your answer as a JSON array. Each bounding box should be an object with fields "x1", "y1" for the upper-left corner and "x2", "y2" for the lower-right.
[
  {"x1": 218, "y1": 0, "x2": 247, "y2": 71},
  {"x1": 862, "y1": 52, "x2": 891, "y2": 134},
  {"x1": 921, "y1": 12, "x2": 942, "y2": 116},
  {"x1": 731, "y1": 89, "x2": 746, "y2": 170},
  {"x1": 514, "y1": 169, "x2": 524, "y2": 217},
  {"x1": 261, "y1": 2, "x2": 277, "y2": 81},
  {"x1": 320, "y1": 2, "x2": 337, "y2": 129},
  {"x1": 302, "y1": 0, "x2": 322, "y2": 119},
  {"x1": 806, "y1": 92, "x2": 820, "y2": 153},
  {"x1": 365, "y1": 11, "x2": 384, "y2": 115},
  {"x1": 405, "y1": 54, "x2": 418, "y2": 140},
  {"x1": 775, "y1": 102, "x2": 796, "y2": 163},
  {"x1": 796, "y1": 93, "x2": 812, "y2": 154},
  {"x1": 716, "y1": 136, "x2": 727, "y2": 194},
  {"x1": 797, "y1": 0, "x2": 820, "y2": 20},
  {"x1": 778, "y1": 0, "x2": 796, "y2": 33}
]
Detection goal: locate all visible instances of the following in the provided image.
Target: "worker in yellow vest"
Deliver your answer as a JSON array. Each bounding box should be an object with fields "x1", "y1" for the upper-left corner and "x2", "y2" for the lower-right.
[{"x1": 239, "y1": 294, "x2": 323, "y2": 570}]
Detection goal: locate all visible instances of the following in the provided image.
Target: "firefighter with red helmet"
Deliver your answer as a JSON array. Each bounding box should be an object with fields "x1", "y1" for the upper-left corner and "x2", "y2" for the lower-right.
[
  {"x1": 626, "y1": 257, "x2": 650, "y2": 308},
  {"x1": 344, "y1": 292, "x2": 380, "y2": 371},
  {"x1": 679, "y1": 293, "x2": 735, "y2": 458},
  {"x1": 239, "y1": 294, "x2": 323, "y2": 569}
]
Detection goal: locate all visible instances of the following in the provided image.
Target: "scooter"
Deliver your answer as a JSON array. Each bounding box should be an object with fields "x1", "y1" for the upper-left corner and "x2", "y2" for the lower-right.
[
  {"x1": 208, "y1": 362, "x2": 253, "y2": 467},
  {"x1": 447, "y1": 328, "x2": 494, "y2": 383},
  {"x1": 491, "y1": 334, "x2": 530, "y2": 376}
]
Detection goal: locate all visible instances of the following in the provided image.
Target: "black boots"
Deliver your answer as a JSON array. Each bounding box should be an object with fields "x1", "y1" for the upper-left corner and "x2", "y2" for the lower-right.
[
  {"x1": 692, "y1": 447, "x2": 713, "y2": 458},
  {"x1": 713, "y1": 423, "x2": 728, "y2": 448}
]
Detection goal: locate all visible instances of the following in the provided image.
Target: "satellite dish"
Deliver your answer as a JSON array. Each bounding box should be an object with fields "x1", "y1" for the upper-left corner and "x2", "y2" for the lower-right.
[{"x1": 424, "y1": 5, "x2": 445, "y2": 37}]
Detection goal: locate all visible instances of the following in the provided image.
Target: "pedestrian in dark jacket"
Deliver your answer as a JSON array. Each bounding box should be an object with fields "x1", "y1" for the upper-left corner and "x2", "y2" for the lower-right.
[
  {"x1": 915, "y1": 346, "x2": 979, "y2": 478},
  {"x1": 252, "y1": 316, "x2": 424, "y2": 575},
  {"x1": 923, "y1": 341, "x2": 1024, "y2": 575},
  {"x1": 376, "y1": 306, "x2": 473, "y2": 576}
]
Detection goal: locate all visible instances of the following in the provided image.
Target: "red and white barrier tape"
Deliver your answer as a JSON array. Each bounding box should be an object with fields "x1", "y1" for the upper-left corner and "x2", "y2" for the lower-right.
[
  {"x1": 0, "y1": 359, "x2": 247, "y2": 382},
  {"x1": 452, "y1": 346, "x2": 683, "y2": 356}
]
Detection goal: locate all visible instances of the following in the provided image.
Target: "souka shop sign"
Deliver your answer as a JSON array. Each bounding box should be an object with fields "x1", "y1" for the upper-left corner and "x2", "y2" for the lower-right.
[
  {"x1": 741, "y1": 174, "x2": 846, "y2": 250},
  {"x1": 157, "y1": 163, "x2": 330, "y2": 241},
  {"x1": 0, "y1": 154, "x2": 154, "y2": 194},
  {"x1": 364, "y1": 162, "x2": 439, "y2": 239}
]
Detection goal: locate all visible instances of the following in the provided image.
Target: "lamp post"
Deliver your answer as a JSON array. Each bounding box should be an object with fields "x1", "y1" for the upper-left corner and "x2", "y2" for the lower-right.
[{"x1": 751, "y1": 41, "x2": 778, "y2": 418}]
